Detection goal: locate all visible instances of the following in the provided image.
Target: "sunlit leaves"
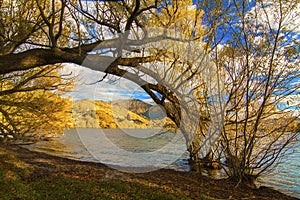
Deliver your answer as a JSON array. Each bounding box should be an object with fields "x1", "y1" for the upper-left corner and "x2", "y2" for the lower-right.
[
  {"x1": 0, "y1": 65, "x2": 73, "y2": 141},
  {"x1": 147, "y1": 0, "x2": 204, "y2": 41}
]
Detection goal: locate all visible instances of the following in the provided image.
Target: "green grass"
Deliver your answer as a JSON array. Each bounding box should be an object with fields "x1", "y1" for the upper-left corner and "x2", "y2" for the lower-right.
[
  {"x1": 2, "y1": 178, "x2": 171, "y2": 200},
  {"x1": 0, "y1": 153, "x2": 214, "y2": 200}
]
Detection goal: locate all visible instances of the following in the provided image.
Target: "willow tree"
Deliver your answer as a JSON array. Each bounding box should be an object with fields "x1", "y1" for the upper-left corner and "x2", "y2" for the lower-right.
[
  {"x1": 0, "y1": 0, "x2": 217, "y2": 165},
  {"x1": 131, "y1": 0, "x2": 221, "y2": 167},
  {"x1": 195, "y1": 0, "x2": 300, "y2": 185}
]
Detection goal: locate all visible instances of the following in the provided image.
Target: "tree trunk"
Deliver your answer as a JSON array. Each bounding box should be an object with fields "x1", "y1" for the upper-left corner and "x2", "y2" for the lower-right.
[
  {"x1": 188, "y1": 141, "x2": 222, "y2": 171},
  {"x1": 188, "y1": 141, "x2": 202, "y2": 173}
]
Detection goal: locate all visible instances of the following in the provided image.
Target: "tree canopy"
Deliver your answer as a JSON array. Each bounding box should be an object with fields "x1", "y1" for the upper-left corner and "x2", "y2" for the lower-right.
[{"x1": 0, "y1": 0, "x2": 299, "y2": 185}]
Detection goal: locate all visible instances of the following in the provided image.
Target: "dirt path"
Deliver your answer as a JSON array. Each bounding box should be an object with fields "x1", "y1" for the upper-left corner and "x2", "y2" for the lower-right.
[{"x1": 0, "y1": 144, "x2": 298, "y2": 200}]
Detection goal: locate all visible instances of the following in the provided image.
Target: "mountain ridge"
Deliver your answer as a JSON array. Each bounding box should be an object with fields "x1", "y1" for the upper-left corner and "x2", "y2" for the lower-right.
[{"x1": 72, "y1": 98, "x2": 176, "y2": 129}]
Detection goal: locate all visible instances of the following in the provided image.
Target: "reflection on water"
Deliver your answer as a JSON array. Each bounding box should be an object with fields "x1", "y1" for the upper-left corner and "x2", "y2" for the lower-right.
[{"x1": 26, "y1": 128, "x2": 299, "y2": 198}]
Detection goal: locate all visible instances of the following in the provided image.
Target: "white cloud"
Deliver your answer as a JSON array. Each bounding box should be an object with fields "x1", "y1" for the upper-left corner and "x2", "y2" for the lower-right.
[
  {"x1": 61, "y1": 64, "x2": 152, "y2": 102},
  {"x1": 249, "y1": 1, "x2": 300, "y2": 32}
]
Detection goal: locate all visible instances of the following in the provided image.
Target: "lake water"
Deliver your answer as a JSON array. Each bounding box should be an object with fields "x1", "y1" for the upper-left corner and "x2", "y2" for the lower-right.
[{"x1": 26, "y1": 128, "x2": 300, "y2": 198}]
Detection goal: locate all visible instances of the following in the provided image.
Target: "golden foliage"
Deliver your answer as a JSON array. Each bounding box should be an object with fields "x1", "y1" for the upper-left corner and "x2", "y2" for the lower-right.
[
  {"x1": 0, "y1": 65, "x2": 74, "y2": 140},
  {"x1": 147, "y1": 0, "x2": 204, "y2": 40}
]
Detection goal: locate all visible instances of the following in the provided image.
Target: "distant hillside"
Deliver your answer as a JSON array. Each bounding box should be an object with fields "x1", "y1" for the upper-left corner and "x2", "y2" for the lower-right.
[
  {"x1": 112, "y1": 99, "x2": 168, "y2": 119},
  {"x1": 72, "y1": 99, "x2": 176, "y2": 129},
  {"x1": 111, "y1": 99, "x2": 152, "y2": 115}
]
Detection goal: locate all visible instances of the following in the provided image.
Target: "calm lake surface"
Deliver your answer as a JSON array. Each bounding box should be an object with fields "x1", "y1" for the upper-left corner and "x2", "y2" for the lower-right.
[{"x1": 26, "y1": 128, "x2": 300, "y2": 198}]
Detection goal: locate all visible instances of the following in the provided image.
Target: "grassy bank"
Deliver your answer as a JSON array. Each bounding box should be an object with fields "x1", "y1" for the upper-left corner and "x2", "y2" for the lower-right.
[
  {"x1": 0, "y1": 144, "x2": 298, "y2": 200},
  {"x1": 0, "y1": 148, "x2": 210, "y2": 200},
  {"x1": 0, "y1": 167, "x2": 192, "y2": 199}
]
